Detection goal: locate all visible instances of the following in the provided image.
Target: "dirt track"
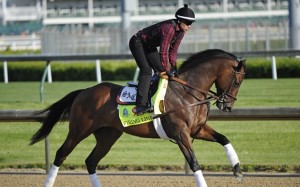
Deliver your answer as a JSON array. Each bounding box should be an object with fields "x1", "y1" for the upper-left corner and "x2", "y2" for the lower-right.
[{"x1": 1, "y1": 170, "x2": 300, "y2": 187}]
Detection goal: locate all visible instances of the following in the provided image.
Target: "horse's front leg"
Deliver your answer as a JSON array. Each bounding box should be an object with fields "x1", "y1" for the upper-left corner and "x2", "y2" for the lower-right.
[
  {"x1": 176, "y1": 127, "x2": 207, "y2": 187},
  {"x1": 192, "y1": 123, "x2": 243, "y2": 181}
]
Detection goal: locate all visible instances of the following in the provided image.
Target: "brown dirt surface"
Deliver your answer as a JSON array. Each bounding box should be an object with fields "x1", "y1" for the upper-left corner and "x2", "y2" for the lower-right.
[{"x1": 1, "y1": 170, "x2": 300, "y2": 187}]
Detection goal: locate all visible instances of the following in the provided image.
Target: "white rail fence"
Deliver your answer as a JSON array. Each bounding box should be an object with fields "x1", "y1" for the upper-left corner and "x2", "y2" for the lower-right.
[
  {"x1": 1, "y1": 50, "x2": 300, "y2": 82},
  {"x1": 0, "y1": 50, "x2": 300, "y2": 83},
  {"x1": 2, "y1": 50, "x2": 300, "y2": 103}
]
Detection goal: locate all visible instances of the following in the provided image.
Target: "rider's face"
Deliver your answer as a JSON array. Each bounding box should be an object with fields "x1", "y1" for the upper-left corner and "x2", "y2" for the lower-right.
[{"x1": 179, "y1": 21, "x2": 192, "y2": 32}]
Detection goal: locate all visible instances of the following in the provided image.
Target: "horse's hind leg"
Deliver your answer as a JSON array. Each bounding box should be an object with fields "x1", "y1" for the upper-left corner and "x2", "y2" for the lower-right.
[
  {"x1": 45, "y1": 129, "x2": 88, "y2": 187},
  {"x1": 192, "y1": 123, "x2": 243, "y2": 181},
  {"x1": 45, "y1": 118, "x2": 95, "y2": 187},
  {"x1": 44, "y1": 133, "x2": 84, "y2": 187},
  {"x1": 85, "y1": 127, "x2": 123, "y2": 187}
]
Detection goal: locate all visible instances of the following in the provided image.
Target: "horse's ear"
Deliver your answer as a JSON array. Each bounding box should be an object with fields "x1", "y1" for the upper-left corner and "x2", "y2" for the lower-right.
[{"x1": 236, "y1": 58, "x2": 246, "y2": 72}]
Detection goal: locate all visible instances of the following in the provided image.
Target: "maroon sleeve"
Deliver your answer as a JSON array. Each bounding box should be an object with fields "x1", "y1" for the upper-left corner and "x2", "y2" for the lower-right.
[
  {"x1": 159, "y1": 24, "x2": 175, "y2": 72},
  {"x1": 169, "y1": 32, "x2": 184, "y2": 67}
]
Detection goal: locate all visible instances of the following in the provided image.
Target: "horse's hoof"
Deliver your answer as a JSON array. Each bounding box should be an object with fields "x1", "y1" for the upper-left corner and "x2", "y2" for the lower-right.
[{"x1": 233, "y1": 163, "x2": 244, "y2": 181}]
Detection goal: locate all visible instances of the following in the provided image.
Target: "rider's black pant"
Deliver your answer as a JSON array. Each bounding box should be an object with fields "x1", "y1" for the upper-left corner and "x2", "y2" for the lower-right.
[{"x1": 129, "y1": 34, "x2": 164, "y2": 107}]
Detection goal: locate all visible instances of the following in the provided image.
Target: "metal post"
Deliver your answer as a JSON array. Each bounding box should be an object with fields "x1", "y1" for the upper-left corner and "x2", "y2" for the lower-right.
[
  {"x1": 40, "y1": 61, "x2": 50, "y2": 103},
  {"x1": 271, "y1": 56, "x2": 277, "y2": 80},
  {"x1": 3, "y1": 61, "x2": 8, "y2": 83},
  {"x1": 184, "y1": 160, "x2": 191, "y2": 174},
  {"x1": 40, "y1": 61, "x2": 51, "y2": 174},
  {"x1": 96, "y1": 59, "x2": 102, "y2": 83}
]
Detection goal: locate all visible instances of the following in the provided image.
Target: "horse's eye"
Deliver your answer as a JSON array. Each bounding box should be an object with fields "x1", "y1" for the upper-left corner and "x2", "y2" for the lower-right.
[{"x1": 233, "y1": 81, "x2": 240, "y2": 87}]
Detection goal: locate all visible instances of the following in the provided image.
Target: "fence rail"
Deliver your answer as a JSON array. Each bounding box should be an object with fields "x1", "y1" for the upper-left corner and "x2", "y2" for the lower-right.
[
  {"x1": 1, "y1": 108, "x2": 300, "y2": 122},
  {"x1": 1, "y1": 50, "x2": 300, "y2": 62}
]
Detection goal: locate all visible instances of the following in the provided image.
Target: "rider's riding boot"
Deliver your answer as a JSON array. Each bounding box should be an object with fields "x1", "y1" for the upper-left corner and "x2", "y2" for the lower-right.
[{"x1": 136, "y1": 105, "x2": 151, "y2": 115}]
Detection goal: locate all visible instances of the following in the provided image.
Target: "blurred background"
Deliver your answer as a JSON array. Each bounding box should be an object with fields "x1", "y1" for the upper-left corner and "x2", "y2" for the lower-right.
[{"x1": 0, "y1": 0, "x2": 299, "y2": 55}]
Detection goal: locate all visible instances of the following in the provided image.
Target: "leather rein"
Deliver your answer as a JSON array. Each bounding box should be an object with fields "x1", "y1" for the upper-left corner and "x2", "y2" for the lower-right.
[{"x1": 153, "y1": 75, "x2": 217, "y2": 119}]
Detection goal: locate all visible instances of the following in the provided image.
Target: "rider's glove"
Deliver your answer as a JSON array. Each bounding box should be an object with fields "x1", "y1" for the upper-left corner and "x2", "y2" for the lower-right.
[
  {"x1": 166, "y1": 70, "x2": 178, "y2": 78},
  {"x1": 170, "y1": 64, "x2": 178, "y2": 77},
  {"x1": 166, "y1": 71, "x2": 174, "y2": 77}
]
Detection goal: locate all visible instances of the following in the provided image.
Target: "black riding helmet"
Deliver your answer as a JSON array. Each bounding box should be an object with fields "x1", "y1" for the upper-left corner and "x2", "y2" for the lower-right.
[{"x1": 175, "y1": 4, "x2": 195, "y2": 25}]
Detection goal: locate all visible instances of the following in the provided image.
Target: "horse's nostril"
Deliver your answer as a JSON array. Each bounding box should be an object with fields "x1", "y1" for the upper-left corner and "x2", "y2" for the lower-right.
[{"x1": 227, "y1": 107, "x2": 232, "y2": 112}]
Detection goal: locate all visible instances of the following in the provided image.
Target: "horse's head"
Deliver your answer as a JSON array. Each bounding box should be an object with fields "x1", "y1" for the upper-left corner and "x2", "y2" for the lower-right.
[
  {"x1": 178, "y1": 49, "x2": 246, "y2": 112},
  {"x1": 215, "y1": 59, "x2": 246, "y2": 112}
]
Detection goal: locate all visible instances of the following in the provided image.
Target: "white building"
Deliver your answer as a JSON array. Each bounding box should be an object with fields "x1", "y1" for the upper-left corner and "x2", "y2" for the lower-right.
[
  {"x1": 0, "y1": 0, "x2": 288, "y2": 27},
  {"x1": 0, "y1": 0, "x2": 291, "y2": 53}
]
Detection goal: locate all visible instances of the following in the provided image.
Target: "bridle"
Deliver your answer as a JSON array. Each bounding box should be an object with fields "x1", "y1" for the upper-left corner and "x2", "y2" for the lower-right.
[
  {"x1": 213, "y1": 69, "x2": 245, "y2": 104},
  {"x1": 154, "y1": 63, "x2": 245, "y2": 118},
  {"x1": 169, "y1": 64, "x2": 245, "y2": 104}
]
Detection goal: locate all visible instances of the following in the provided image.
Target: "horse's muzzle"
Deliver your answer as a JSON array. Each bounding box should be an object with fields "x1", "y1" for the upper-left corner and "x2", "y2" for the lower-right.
[{"x1": 216, "y1": 101, "x2": 232, "y2": 112}]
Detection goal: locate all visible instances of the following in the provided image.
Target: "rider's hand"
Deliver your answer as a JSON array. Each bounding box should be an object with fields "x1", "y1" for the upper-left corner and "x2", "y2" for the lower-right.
[
  {"x1": 166, "y1": 70, "x2": 178, "y2": 78},
  {"x1": 170, "y1": 65, "x2": 178, "y2": 77},
  {"x1": 166, "y1": 71, "x2": 174, "y2": 77}
]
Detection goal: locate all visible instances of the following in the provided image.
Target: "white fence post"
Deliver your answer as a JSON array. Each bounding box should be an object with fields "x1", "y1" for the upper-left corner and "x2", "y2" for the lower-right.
[
  {"x1": 96, "y1": 59, "x2": 102, "y2": 83},
  {"x1": 271, "y1": 56, "x2": 277, "y2": 80},
  {"x1": 3, "y1": 61, "x2": 8, "y2": 84},
  {"x1": 47, "y1": 63, "x2": 52, "y2": 83},
  {"x1": 133, "y1": 67, "x2": 140, "y2": 82}
]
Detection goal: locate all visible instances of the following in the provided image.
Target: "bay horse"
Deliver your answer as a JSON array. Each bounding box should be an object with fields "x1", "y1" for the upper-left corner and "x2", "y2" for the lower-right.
[{"x1": 30, "y1": 49, "x2": 246, "y2": 187}]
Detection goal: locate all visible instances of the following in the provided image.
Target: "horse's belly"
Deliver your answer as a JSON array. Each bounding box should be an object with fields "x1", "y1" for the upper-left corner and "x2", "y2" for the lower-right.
[{"x1": 123, "y1": 122, "x2": 160, "y2": 139}]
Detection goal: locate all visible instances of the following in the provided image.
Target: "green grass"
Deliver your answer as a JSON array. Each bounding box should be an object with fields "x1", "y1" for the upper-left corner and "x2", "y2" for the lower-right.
[
  {"x1": 235, "y1": 79, "x2": 300, "y2": 107},
  {"x1": 0, "y1": 79, "x2": 300, "y2": 172}
]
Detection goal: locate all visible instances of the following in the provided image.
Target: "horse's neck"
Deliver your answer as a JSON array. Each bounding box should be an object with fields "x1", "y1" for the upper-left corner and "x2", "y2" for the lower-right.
[{"x1": 180, "y1": 68, "x2": 216, "y2": 92}]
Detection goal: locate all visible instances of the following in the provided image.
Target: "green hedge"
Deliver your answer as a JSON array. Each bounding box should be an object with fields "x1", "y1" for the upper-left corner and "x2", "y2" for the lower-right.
[
  {"x1": 245, "y1": 58, "x2": 300, "y2": 78},
  {"x1": 0, "y1": 60, "x2": 137, "y2": 81},
  {"x1": 0, "y1": 58, "x2": 300, "y2": 81}
]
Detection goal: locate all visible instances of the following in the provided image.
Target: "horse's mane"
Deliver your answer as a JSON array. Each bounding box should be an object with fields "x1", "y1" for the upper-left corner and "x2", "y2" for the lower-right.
[{"x1": 179, "y1": 49, "x2": 239, "y2": 72}]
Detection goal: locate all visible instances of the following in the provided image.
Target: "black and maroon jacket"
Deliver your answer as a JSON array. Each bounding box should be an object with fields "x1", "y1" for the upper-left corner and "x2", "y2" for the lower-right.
[{"x1": 138, "y1": 19, "x2": 185, "y2": 71}]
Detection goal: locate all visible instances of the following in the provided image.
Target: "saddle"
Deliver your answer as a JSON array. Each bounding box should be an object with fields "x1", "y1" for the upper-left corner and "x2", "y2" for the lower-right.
[
  {"x1": 116, "y1": 73, "x2": 168, "y2": 115},
  {"x1": 115, "y1": 74, "x2": 173, "y2": 140}
]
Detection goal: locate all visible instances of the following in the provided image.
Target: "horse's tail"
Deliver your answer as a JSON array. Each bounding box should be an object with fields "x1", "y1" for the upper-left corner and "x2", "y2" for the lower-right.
[{"x1": 30, "y1": 89, "x2": 84, "y2": 145}]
